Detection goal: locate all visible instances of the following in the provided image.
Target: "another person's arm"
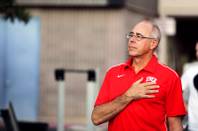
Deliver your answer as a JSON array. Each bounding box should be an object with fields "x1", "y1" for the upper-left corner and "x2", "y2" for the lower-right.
[
  {"x1": 168, "y1": 117, "x2": 183, "y2": 131},
  {"x1": 91, "y1": 78, "x2": 159, "y2": 125},
  {"x1": 181, "y1": 71, "x2": 190, "y2": 112}
]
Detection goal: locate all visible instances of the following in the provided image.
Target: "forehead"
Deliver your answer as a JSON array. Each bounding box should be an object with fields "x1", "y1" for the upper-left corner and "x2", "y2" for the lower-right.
[{"x1": 132, "y1": 21, "x2": 153, "y2": 35}]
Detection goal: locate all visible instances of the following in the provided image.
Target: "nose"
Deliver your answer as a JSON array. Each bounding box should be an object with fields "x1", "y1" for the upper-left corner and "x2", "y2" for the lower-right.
[
  {"x1": 128, "y1": 38, "x2": 135, "y2": 47},
  {"x1": 129, "y1": 36, "x2": 136, "y2": 43}
]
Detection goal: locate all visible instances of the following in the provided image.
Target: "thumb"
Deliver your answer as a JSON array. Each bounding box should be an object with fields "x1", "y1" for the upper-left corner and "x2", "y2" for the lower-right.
[{"x1": 134, "y1": 77, "x2": 143, "y2": 85}]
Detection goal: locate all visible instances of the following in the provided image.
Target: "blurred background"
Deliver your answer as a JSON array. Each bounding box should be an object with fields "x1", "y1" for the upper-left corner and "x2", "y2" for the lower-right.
[{"x1": 0, "y1": 0, "x2": 198, "y2": 130}]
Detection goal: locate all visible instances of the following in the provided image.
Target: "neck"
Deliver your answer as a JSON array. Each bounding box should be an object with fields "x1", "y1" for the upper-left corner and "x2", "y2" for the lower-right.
[{"x1": 132, "y1": 53, "x2": 153, "y2": 73}]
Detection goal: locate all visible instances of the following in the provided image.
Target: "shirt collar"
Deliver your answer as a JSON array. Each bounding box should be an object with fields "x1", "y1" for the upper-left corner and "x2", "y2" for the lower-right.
[{"x1": 123, "y1": 55, "x2": 158, "y2": 73}]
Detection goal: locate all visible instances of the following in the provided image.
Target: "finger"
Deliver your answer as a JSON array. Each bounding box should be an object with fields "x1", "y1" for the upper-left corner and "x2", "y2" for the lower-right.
[
  {"x1": 143, "y1": 94, "x2": 155, "y2": 98},
  {"x1": 146, "y1": 89, "x2": 159, "y2": 94},
  {"x1": 147, "y1": 85, "x2": 160, "y2": 89},
  {"x1": 141, "y1": 81, "x2": 156, "y2": 86}
]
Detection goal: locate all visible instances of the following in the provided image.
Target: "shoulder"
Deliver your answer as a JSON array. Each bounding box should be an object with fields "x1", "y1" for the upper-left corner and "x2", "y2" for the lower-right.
[
  {"x1": 182, "y1": 62, "x2": 198, "y2": 77},
  {"x1": 157, "y1": 62, "x2": 179, "y2": 79},
  {"x1": 106, "y1": 63, "x2": 126, "y2": 74},
  {"x1": 183, "y1": 62, "x2": 198, "y2": 71}
]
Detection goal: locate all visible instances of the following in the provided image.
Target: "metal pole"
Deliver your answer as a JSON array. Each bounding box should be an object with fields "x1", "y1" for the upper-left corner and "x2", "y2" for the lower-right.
[
  {"x1": 55, "y1": 69, "x2": 65, "y2": 131},
  {"x1": 86, "y1": 70, "x2": 96, "y2": 131}
]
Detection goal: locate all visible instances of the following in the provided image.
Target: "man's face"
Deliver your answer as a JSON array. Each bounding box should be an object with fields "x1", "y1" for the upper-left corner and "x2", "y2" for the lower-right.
[{"x1": 128, "y1": 21, "x2": 155, "y2": 57}]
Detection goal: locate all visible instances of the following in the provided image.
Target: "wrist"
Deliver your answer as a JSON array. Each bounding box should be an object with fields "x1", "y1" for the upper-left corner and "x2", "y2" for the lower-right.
[{"x1": 123, "y1": 93, "x2": 134, "y2": 102}]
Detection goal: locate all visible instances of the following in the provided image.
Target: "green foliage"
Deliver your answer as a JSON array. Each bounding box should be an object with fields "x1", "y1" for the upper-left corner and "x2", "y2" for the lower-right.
[{"x1": 0, "y1": 0, "x2": 31, "y2": 23}]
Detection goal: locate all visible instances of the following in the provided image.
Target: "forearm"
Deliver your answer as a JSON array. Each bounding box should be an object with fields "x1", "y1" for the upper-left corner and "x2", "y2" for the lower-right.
[
  {"x1": 91, "y1": 78, "x2": 159, "y2": 125},
  {"x1": 91, "y1": 94, "x2": 133, "y2": 125},
  {"x1": 168, "y1": 117, "x2": 183, "y2": 131}
]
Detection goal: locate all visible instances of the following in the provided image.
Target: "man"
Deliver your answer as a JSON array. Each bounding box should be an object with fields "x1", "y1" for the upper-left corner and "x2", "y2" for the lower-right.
[
  {"x1": 91, "y1": 20, "x2": 186, "y2": 131},
  {"x1": 181, "y1": 42, "x2": 198, "y2": 131}
]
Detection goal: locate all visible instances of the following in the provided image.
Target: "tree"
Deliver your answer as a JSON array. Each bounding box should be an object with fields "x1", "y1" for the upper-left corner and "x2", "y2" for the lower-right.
[{"x1": 0, "y1": 0, "x2": 31, "y2": 23}]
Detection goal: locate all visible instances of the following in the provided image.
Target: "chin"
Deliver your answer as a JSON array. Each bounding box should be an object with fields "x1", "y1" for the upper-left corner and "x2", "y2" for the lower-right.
[
  {"x1": 129, "y1": 53, "x2": 138, "y2": 57},
  {"x1": 128, "y1": 51, "x2": 135, "y2": 55}
]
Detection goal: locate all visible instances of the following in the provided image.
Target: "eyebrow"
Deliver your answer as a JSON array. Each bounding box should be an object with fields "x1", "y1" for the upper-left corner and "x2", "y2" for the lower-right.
[
  {"x1": 130, "y1": 32, "x2": 144, "y2": 36},
  {"x1": 136, "y1": 32, "x2": 143, "y2": 36}
]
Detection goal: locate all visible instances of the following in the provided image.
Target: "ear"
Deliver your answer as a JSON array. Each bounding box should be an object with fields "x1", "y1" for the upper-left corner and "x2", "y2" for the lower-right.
[{"x1": 150, "y1": 39, "x2": 158, "y2": 50}]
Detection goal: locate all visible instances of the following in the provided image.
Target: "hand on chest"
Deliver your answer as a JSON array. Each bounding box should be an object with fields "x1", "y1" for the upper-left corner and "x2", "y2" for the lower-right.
[{"x1": 109, "y1": 72, "x2": 167, "y2": 101}]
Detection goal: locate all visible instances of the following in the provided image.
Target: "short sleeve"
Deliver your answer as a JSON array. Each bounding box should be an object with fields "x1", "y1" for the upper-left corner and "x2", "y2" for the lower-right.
[
  {"x1": 181, "y1": 71, "x2": 190, "y2": 102},
  {"x1": 94, "y1": 70, "x2": 111, "y2": 106},
  {"x1": 181, "y1": 71, "x2": 190, "y2": 91},
  {"x1": 166, "y1": 77, "x2": 187, "y2": 117}
]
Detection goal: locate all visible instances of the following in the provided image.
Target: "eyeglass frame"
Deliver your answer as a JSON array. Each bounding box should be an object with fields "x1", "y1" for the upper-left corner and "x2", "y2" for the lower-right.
[{"x1": 126, "y1": 32, "x2": 157, "y2": 41}]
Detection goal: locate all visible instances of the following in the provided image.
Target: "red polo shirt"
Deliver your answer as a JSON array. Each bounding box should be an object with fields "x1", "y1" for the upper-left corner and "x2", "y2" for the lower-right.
[{"x1": 95, "y1": 55, "x2": 186, "y2": 131}]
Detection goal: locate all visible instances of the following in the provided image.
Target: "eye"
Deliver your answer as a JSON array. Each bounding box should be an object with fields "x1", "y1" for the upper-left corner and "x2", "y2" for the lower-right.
[
  {"x1": 136, "y1": 34, "x2": 143, "y2": 39},
  {"x1": 128, "y1": 34, "x2": 132, "y2": 37},
  {"x1": 129, "y1": 32, "x2": 134, "y2": 36}
]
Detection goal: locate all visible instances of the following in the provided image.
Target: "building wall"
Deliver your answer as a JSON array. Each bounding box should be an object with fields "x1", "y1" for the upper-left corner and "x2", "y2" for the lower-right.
[
  {"x1": 159, "y1": 0, "x2": 198, "y2": 16},
  {"x1": 29, "y1": 8, "x2": 139, "y2": 124}
]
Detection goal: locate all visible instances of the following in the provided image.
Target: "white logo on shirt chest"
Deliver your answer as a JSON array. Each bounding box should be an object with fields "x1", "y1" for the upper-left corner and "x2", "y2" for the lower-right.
[
  {"x1": 146, "y1": 76, "x2": 157, "y2": 83},
  {"x1": 117, "y1": 74, "x2": 125, "y2": 78}
]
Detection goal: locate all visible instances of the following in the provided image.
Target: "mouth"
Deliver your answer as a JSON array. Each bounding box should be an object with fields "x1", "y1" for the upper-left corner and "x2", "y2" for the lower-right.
[{"x1": 128, "y1": 46, "x2": 136, "y2": 50}]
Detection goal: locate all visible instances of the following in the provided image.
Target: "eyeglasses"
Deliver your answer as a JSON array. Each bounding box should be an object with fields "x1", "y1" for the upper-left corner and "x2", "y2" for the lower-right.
[{"x1": 126, "y1": 32, "x2": 156, "y2": 41}]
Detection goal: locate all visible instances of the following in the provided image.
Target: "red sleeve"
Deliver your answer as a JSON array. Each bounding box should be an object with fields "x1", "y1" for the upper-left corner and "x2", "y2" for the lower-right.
[
  {"x1": 166, "y1": 76, "x2": 187, "y2": 116},
  {"x1": 94, "y1": 70, "x2": 111, "y2": 106}
]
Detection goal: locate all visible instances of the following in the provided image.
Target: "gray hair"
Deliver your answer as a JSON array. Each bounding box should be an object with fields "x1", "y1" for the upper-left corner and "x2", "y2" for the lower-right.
[
  {"x1": 150, "y1": 24, "x2": 161, "y2": 43},
  {"x1": 141, "y1": 19, "x2": 161, "y2": 43}
]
